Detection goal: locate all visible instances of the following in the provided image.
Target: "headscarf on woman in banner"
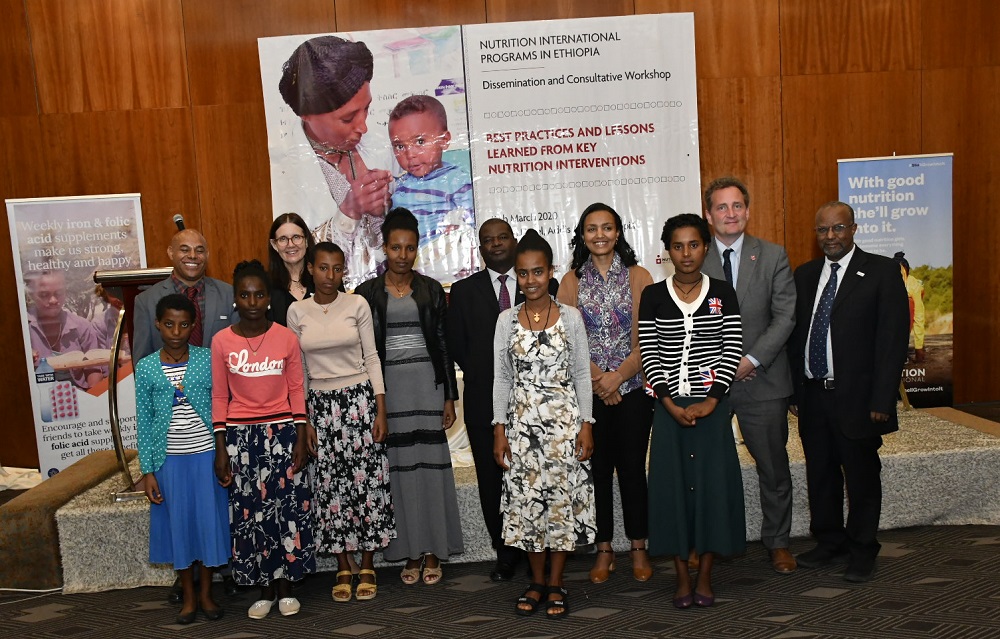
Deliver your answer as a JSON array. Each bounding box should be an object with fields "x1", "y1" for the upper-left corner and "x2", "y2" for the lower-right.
[{"x1": 277, "y1": 36, "x2": 393, "y2": 289}]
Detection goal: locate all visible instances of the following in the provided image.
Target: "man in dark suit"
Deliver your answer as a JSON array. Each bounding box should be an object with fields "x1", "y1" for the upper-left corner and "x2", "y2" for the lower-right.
[
  {"x1": 789, "y1": 201, "x2": 908, "y2": 583},
  {"x1": 701, "y1": 177, "x2": 798, "y2": 574},
  {"x1": 133, "y1": 229, "x2": 236, "y2": 361},
  {"x1": 447, "y1": 218, "x2": 557, "y2": 581}
]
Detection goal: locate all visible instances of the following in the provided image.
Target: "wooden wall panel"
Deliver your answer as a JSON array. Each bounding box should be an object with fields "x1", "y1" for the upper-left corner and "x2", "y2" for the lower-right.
[
  {"x1": 0, "y1": 230, "x2": 36, "y2": 468},
  {"x1": 922, "y1": 67, "x2": 1000, "y2": 403},
  {"x1": 922, "y1": 0, "x2": 1000, "y2": 69},
  {"x1": 336, "y1": 0, "x2": 487, "y2": 31},
  {"x1": 781, "y1": 71, "x2": 921, "y2": 268},
  {"x1": 1, "y1": 115, "x2": 49, "y2": 469},
  {"x1": 485, "y1": 0, "x2": 632, "y2": 23},
  {"x1": 0, "y1": 0, "x2": 37, "y2": 117},
  {"x1": 37, "y1": 109, "x2": 201, "y2": 268},
  {"x1": 780, "y1": 0, "x2": 920, "y2": 76},
  {"x1": 637, "y1": 0, "x2": 780, "y2": 79},
  {"x1": 696, "y1": 76, "x2": 784, "y2": 246},
  {"x1": 191, "y1": 104, "x2": 273, "y2": 281},
  {"x1": 183, "y1": 0, "x2": 337, "y2": 107},
  {"x1": 27, "y1": 0, "x2": 189, "y2": 113},
  {"x1": 3, "y1": 0, "x2": 1000, "y2": 469},
  {"x1": 0, "y1": 116, "x2": 49, "y2": 199}
]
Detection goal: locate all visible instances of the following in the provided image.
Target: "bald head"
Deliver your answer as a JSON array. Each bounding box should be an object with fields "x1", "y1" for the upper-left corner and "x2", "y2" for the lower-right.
[{"x1": 168, "y1": 229, "x2": 209, "y2": 285}]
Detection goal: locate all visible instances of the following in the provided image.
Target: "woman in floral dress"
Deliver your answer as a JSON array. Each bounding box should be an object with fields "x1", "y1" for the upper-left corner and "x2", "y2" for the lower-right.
[
  {"x1": 212, "y1": 260, "x2": 316, "y2": 620},
  {"x1": 287, "y1": 241, "x2": 393, "y2": 603},
  {"x1": 493, "y1": 229, "x2": 596, "y2": 619}
]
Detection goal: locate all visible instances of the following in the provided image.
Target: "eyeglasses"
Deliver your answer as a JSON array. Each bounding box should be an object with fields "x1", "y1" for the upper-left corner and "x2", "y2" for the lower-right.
[
  {"x1": 814, "y1": 224, "x2": 851, "y2": 236},
  {"x1": 274, "y1": 234, "x2": 305, "y2": 246}
]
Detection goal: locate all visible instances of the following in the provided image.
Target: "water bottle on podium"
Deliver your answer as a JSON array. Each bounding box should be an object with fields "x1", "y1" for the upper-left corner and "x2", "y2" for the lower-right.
[{"x1": 35, "y1": 357, "x2": 55, "y2": 422}]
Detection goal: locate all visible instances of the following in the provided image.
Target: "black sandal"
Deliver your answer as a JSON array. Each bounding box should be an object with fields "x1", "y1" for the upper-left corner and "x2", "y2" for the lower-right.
[
  {"x1": 515, "y1": 583, "x2": 547, "y2": 616},
  {"x1": 546, "y1": 586, "x2": 569, "y2": 619}
]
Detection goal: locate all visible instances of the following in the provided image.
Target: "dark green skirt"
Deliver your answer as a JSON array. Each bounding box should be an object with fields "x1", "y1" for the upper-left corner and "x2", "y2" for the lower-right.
[{"x1": 647, "y1": 396, "x2": 746, "y2": 557}]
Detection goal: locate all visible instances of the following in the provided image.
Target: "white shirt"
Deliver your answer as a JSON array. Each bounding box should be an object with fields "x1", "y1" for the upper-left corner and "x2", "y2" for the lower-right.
[
  {"x1": 713, "y1": 234, "x2": 745, "y2": 290},
  {"x1": 486, "y1": 266, "x2": 517, "y2": 306},
  {"x1": 805, "y1": 245, "x2": 856, "y2": 379}
]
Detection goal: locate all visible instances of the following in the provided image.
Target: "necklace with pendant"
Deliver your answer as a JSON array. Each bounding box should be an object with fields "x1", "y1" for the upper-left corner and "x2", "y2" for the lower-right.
[
  {"x1": 316, "y1": 297, "x2": 335, "y2": 314},
  {"x1": 523, "y1": 299, "x2": 553, "y2": 345},
  {"x1": 389, "y1": 274, "x2": 412, "y2": 298},
  {"x1": 239, "y1": 324, "x2": 269, "y2": 355}
]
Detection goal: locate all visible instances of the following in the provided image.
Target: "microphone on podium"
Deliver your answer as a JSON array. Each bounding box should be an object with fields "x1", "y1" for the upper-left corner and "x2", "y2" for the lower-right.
[{"x1": 173, "y1": 214, "x2": 185, "y2": 231}]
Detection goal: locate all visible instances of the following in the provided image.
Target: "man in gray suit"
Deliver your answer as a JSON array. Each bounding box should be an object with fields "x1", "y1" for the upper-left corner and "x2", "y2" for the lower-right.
[
  {"x1": 133, "y1": 228, "x2": 236, "y2": 361},
  {"x1": 702, "y1": 177, "x2": 798, "y2": 573},
  {"x1": 132, "y1": 227, "x2": 237, "y2": 600}
]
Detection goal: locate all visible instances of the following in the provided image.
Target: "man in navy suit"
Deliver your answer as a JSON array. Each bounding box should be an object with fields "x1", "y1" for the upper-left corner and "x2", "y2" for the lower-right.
[
  {"x1": 789, "y1": 201, "x2": 908, "y2": 582},
  {"x1": 701, "y1": 177, "x2": 798, "y2": 574},
  {"x1": 133, "y1": 229, "x2": 236, "y2": 361},
  {"x1": 448, "y1": 218, "x2": 557, "y2": 581}
]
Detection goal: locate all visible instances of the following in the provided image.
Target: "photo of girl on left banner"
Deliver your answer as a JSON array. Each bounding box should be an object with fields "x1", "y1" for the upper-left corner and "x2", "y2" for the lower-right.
[{"x1": 7, "y1": 194, "x2": 147, "y2": 476}]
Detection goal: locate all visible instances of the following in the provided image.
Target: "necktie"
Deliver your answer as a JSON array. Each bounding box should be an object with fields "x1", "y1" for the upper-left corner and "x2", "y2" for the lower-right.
[
  {"x1": 497, "y1": 274, "x2": 511, "y2": 311},
  {"x1": 723, "y1": 248, "x2": 734, "y2": 287},
  {"x1": 807, "y1": 263, "x2": 840, "y2": 378},
  {"x1": 185, "y1": 286, "x2": 204, "y2": 347}
]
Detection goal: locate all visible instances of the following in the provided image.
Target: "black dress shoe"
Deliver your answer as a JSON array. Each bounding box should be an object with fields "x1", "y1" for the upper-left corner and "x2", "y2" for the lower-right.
[
  {"x1": 796, "y1": 545, "x2": 849, "y2": 569},
  {"x1": 843, "y1": 556, "x2": 877, "y2": 582},
  {"x1": 490, "y1": 560, "x2": 516, "y2": 582},
  {"x1": 223, "y1": 575, "x2": 239, "y2": 596},
  {"x1": 201, "y1": 605, "x2": 225, "y2": 621},
  {"x1": 167, "y1": 576, "x2": 183, "y2": 604},
  {"x1": 175, "y1": 610, "x2": 196, "y2": 625}
]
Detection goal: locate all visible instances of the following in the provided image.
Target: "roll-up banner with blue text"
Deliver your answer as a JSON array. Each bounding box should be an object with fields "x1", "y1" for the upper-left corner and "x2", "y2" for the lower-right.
[
  {"x1": 838, "y1": 154, "x2": 953, "y2": 407},
  {"x1": 259, "y1": 14, "x2": 699, "y2": 288},
  {"x1": 7, "y1": 194, "x2": 146, "y2": 475}
]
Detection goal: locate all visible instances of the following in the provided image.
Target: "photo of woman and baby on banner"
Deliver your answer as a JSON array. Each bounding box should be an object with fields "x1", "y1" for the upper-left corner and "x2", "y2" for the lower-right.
[{"x1": 257, "y1": 14, "x2": 702, "y2": 288}]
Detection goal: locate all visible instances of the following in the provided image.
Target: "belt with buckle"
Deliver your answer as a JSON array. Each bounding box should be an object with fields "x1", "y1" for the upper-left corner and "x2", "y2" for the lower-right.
[{"x1": 806, "y1": 378, "x2": 835, "y2": 390}]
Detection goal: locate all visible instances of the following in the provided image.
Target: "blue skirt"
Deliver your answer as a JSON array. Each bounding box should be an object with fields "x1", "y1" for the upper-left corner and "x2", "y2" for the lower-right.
[{"x1": 149, "y1": 450, "x2": 231, "y2": 569}]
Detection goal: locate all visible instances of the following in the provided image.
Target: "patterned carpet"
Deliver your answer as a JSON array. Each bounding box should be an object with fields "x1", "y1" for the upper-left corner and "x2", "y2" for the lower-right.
[{"x1": 3, "y1": 525, "x2": 1000, "y2": 638}]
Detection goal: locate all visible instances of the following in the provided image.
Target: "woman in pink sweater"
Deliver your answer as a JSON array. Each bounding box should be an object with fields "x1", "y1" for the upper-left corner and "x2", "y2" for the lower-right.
[{"x1": 212, "y1": 259, "x2": 316, "y2": 620}]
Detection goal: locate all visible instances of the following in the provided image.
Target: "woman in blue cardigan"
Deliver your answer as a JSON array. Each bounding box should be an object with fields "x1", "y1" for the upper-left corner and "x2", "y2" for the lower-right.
[{"x1": 135, "y1": 294, "x2": 230, "y2": 624}]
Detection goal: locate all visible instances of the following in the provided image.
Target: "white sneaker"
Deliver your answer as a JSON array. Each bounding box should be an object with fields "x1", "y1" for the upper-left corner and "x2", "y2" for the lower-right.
[
  {"x1": 248, "y1": 598, "x2": 277, "y2": 619},
  {"x1": 278, "y1": 597, "x2": 301, "y2": 616}
]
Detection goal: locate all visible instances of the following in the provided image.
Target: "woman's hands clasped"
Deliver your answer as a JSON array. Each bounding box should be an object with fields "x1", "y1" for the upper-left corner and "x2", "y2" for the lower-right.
[{"x1": 662, "y1": 396, "x2": 719, "y2": 427}]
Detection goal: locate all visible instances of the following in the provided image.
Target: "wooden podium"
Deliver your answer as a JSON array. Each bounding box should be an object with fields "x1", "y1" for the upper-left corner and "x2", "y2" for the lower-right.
[{"x1": 93, "y1": 267, "x2": 172, "y2": 501}]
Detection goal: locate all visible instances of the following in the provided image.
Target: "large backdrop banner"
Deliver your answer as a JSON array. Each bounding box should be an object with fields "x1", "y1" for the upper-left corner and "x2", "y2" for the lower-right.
[
  {"x1": 7, "y1": 194, "x2": 146, "y2": 475},
  {"x1": 259, "y1": 13, "x2": 699, "y2": 288},
  {"x1": 838, "y1": 154, "x2": 954, "y2": 407}
]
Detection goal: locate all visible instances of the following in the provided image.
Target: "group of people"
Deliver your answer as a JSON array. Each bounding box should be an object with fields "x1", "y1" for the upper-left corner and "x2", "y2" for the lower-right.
[
  {"x1": 134, "y1": 211, "x2": 464, "y2": 624},
  {"x1": 132, "y1": 174, "x2": 909, "y2": 624}
]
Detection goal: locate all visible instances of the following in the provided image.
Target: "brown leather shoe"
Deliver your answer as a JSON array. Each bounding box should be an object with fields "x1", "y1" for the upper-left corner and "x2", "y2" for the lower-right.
[
  {"x1": 770, "y1": 548, "x2": 797, "y2": 574},
  {"x1": 630, "y1": 546, "x2": 653, "y2": 582},
  {"x1": 589, "y1": 549, "x2": 616, "y2": 584}
]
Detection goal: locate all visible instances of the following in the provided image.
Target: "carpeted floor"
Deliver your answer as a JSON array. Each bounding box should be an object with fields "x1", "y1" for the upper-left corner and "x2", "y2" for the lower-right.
[{"x1": 2, "y1": 524, "x2": 1000, "y2": 638}]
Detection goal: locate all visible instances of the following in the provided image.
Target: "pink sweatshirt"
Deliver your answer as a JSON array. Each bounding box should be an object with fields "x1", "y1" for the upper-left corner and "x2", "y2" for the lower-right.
[{"x1": 211, "y1": 324, "x2": 307, "y2": 432}]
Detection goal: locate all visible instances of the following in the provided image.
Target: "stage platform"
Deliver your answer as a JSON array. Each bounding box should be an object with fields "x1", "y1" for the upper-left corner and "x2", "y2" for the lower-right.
[{"x1": 54, "y1": 407, "x2": 1000, "y2": 593}]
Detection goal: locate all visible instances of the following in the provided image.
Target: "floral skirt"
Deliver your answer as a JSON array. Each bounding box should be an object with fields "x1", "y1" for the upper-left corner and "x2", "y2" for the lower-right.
[
  {"x1": 226, "y1": 421, "x2": 316, "y2": 586},
  {"x1": 307, "y1": 382, "x2": 395, "y2": 553}
]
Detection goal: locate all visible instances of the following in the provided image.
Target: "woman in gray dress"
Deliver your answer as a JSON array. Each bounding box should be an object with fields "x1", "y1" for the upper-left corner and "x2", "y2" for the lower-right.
[{"x1": 354, "y1": 208, "x2": 463, "y2": 585}]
